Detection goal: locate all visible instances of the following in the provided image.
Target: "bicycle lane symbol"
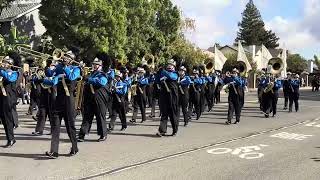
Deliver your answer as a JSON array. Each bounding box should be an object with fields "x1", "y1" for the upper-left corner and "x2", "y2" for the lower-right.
[{"x1": 206, "y1": 144, "x2": 269, "y2": 160}]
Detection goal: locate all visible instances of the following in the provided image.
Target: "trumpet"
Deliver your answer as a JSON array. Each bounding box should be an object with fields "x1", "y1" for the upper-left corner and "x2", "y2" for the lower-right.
[{"x1": 0, "y1": 62, "x2": 22, "y2": 69}]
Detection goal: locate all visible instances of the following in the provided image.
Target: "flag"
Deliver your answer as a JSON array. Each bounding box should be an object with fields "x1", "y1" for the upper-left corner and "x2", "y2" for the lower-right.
[
  {"x1": 214, "y1": 45, "x2": 227, "y2": 71},
  {"x1": 257, "y1": 44, "x2": 273, "y2": 70},
  {"x1": 237, "y1": 41, "x2": 252, "y2": 71},
  {"x1": 279, "y1": 46, "x2": 287, "y2": 77}
]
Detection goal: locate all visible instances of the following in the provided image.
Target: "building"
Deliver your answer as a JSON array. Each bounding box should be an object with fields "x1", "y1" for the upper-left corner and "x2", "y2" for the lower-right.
[{"x1": 0, "y1": 0, "x2": 46, "y2": 45}]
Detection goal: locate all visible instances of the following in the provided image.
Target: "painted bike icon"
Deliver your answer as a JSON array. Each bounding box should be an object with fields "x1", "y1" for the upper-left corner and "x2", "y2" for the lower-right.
[{"x1": 207, "y1": 144, "x2": 269, "y2": 160}]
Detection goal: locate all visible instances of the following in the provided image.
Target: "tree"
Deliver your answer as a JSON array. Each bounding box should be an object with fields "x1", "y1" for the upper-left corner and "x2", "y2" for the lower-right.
[
  {"x1": 39, "y1": 0, "x2": 127, "y2": 61},
  {"x1": 0, "y1": 0, "x2": 14, "y2": 12},
  {"x1": 167, "y1": 35, "x2": 208, "y2": 67},
  {"x1": 314, "y1": 55, "x2": 320, "y2": 68},
  {"x1": 287, "y1": 54, "x2": 307, "y2": 74},
  {"x1": 235, "y1": 0, "x2": 279, "y2": 48},
  {"x1": 125, "y1": 0, "x2": 155, "y2": 64}
]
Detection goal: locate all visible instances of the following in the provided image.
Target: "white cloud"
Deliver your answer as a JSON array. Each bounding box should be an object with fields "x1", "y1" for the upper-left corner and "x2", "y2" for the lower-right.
[
  {"x1": 172, "y1": 0, "x2": 232, "y2": 48},
  {"x1": 265, "y1": 0, "x2": 320, "y2": 58}
]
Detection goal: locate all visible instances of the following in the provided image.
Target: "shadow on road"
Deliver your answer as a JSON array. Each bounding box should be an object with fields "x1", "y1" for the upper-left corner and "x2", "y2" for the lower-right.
[
  {"x1": 0, "y1": 152, "x2": 69, "y2": 160},
  {"x1": 109, "y1": 132, "x2": 159, "y2": 138},
  {"x1": 310, "y1": 157, "x2": 320, "y2": 162}
]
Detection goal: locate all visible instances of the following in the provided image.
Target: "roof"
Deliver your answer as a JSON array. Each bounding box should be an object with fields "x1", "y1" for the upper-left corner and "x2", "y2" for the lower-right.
[
  {"x1": 219, "y1": 45, "x2": 252, "y2": 54},
  {"x1": 0, "y1": 2, "x2": 41, "y2": 22},
  {"x1": 268, "y1": 49, "x2": 282, "y2": 57}
]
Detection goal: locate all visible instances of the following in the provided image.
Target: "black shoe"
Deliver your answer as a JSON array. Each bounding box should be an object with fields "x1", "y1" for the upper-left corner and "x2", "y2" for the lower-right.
[
  {"x1": 283, "y1": 107, "x2": 288, "y2": 110},
  {"x1": 69, "y1": 149, "x2": 79, "y2": 157},
  {"x1": 32, "y1": 131, "x2": 43, "y2": 136},
  {"x1": 108, "y1": 128, "x2": 114, "y2": 132},
  {"x1": 77, "y1": 137, "x2": 85, "y2": 142},
  {"x1": 14, "y1": 125, "x2": 19, "y2": 129},
  {"x1": 265, "y1": 114, "x2": 269, "y2": 118},
  {"x1": 156, "y1": 132, "x2": 165, "y2": 137},
  {"x1": 272, "y1": 113, "x2": 276, "y2": 117},
  {"x1": 97, "y1": 136, "x2": 107, "y2": 142},
  {"x1": 4, "y1": 139, "x2": 16, "y2": 148},
  {"x1": 45, "y1": 151, "x2": 58, "y2": 159},
  {"x1": 184, "y1": 122, "x2": 188, "y2": 127},
  {"x1": 234, "y1": 121, "x2": 240, "y2": 124},
  {"x1": 120, "y1": 127, "x2": 127, "y2": 131},
  {"x1": 172, "y1": 132, "x2": 177, "y2": 136},
  {"x1": 130, "y1": 119, "x2": 136, "y2": 123},
  {"x1": 140, "y1": 120, "x2": 145, "y2": 123},
  {"x1": 149, "y1": 115, "x2": 155, "y2": 118},
  {"x1": 225, "y1": 121, "x2": 231, "y2": 125}
]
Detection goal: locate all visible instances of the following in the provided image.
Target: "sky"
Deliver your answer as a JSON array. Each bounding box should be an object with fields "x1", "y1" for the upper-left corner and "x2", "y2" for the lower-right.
[{"x1": 172, "y1": 0, "x2": 320, "y2": 59}]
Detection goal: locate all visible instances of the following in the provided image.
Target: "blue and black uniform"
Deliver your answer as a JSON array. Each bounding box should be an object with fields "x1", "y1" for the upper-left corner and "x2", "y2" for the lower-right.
[
  {"x1": 157, "y1": 69, "x2": 179, "y2": 136},
  {"x1": 43, "y1": 63, "x2": 81, "y2": 156},
  {"x1": 189, "y1": 76, "x2": 203, "y2": 120},
  {"x1": 34, "y1": 67, "x2": 55, "y2": 135},
  {"x1": 213, "y1": 75, "x2": 223, "y2": 104},
  {"x1": 178, "y1": 75, "x2": 192, "y2": 126},
  {"x1": 223, "y1": 75, "x2": 243, "y2": 124},
  {"x1": 0, "y1": 68, "x2": 19, "y2": 146},
  {"x1": 131, "y1": 75, "x2": 149, "y2": 123},
  {"x1": 205, "y1": 75, "x2": 214, "y2": 112},
  {"x1": 109, "y1": 79, "x2": 128, "y2": 131},
  {"x1": 289, "y1": 78, "x2": 300, "y2": 112},
  {"x1": 271, "y1": 79, "x2": 282, "y2": 116},
  {"x1": 78, "y1": 70, "x2": 109, "y2": 141},
  {"x1": 282, "y1": 78, "x2": 290, "y2": 109}
]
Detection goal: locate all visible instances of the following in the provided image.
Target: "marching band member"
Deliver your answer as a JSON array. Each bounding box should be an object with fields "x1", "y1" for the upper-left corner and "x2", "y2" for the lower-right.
[
  {"x1": 32, "y1": 60, "x2": 55, "y2": 136},
  {"x1": 258, "y1": 73, "x2": 267, "y2": 111},
  {"x1": 289, "y1": 74, "x2": 300, "y2": 112},
  {"x1": 282, "y1": 72, "x2": 292, "y2": 110},
  {"x1": 213, "y1": 71, "x2": 223, "y2": 104},
  {"x1": 177, "y1": 66, "x2": 192, "y2": 127},
  {"x1": 78, "y1": 58, "x2": 109, "y2": 142},
  {"x1": 224, "y1": 68, "x2": 243, "y2": 125},
  {"x1": 199, "y1": 68, "x2": 207, "y2": 114},
  {"x1": 27, "y1": 65, "x2": 40, "y2": 116},
  {"x1": 0, "y1": 56, "x2": 19, "y2": 147},
  {"x1": 156, "y1": 59, "x2": 179, "y2": 137},
  {"x1": 271, "y1": 75, "x2": 282, "y2": 117},
  {"x1": 122, "y1": 68, "x2": 132, "y2": 113},
  {"x1": 43, "y1": 51, "x2": 80, "y2": 159},
  {"x1": 150, "y1": 68, "x2": 161, "y2": 118},
  {"x1": 189, "y1": 68, "x2": 202, "y2": 120},
  {"x1": 261, "y1": 74, "x2": 273, "y2": 118},
  {"x1": 130, "y1": 67, "x2": 149, "y2": 123},
  {"x1": 106, "y1": 66, "x2": 115, "y2": 119},
  {"x1": 109, "y1": 71, "x2": 128, "y2": 131},
  {"x1": 205, "y1": 72, "x2": 214, "y2": 112},
  {"x1": 239, "y1": 76, "x2": 247, "y2": 111}
]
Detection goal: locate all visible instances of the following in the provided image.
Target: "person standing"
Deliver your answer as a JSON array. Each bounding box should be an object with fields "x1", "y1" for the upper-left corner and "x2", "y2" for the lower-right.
[
  {"x1": 78, "y1": 58, "x2": 109, "y2": 142},
  {"x1": 130, "y1": 67, "x2": 149, "y2": 123},
  {"x1": 271, "y1": 76, "x2": 282, "y2": 117},
  {"x1": 189, "y1": 69, "x2": 202, "y2": 120},
  {"x1": 289, "y1": 74, "x2": 300, "y2": 112},
  {"x1": 0, "y1": 56, "x2": 19, "y2": 147},
  {"x1": 282, "y1": 72, "x2": 292, "y2": 110},
  {"x1": 156, "y1": 59, "x2": 179, "y2": 137},
  {"x1": 109, "y1": 71, "x2": 128, "y2": 131},
  {"x1": 224, "y1": 68, "x2": 243, "y2": 125},
  {"x1": 177, "y1": 66, "x2": 191, "y2": 127},
  {"x1": 43, "y1": 51, "x2": 80, "y2": 159}
]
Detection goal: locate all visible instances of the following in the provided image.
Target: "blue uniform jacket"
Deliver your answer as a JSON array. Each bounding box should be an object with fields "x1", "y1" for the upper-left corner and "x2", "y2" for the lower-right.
[
  {"x1": 43, "y1": 64, "x2": 81, "y2": 86},
  {"x1": 179, "y1": 76, "x2": 192, "y2": 87},
  {"x1": 0, "y1": 69, "x2": 19, "y2": 83},
  {"x1": 87, "y1": 71, "x2": 108, "y2": 87},
  {"x1": 115, "y1": 80, "x2": 127, "y2": 95},
  {"x1": 160, "y1": 70, "x2": 178, "y2": 81}
]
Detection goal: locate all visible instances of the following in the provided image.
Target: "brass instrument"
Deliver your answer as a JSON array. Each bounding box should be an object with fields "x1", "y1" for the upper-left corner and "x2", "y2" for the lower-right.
[
  {"x1": 204, "y1": 58, "x2": 214, "y2": 74},
  {"x1": 143, "y1": 54, "x2": 156, "y2": 70},
  {"x1": 268, "y1": 57, "x2": 283, "y2": 75},
  {"x1": 75, "y1": 67, "x2": 92, "y2": 111},
  {"x1": 237, "y1": 61, "x2": 247, "y2": 77}
]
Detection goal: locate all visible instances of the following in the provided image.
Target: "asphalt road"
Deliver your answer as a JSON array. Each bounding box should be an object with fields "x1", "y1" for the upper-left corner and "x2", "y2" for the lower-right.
[{"x1": 0, "y1": 88, "x2": 319, "y2": 180}]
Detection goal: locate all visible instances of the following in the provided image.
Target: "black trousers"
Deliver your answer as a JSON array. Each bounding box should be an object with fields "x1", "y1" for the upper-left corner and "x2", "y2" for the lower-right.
[
  {"x1": 200, "y1": 88, "x2": 206, "y2": 113},
  {"x1": 50, "y1": 96, "x2": 78, "y2": 153},
  {"x1": 79, "y1": 98, "x2": 108, "y2": 138},
  {"x1": 189, "y1": 90, "x2": 201, "y2": 119},
  {"x1": 289, "y1": 92, "x2": 299, "y2": 112},
  {"x1": 109, "y1": 95, "x2": 127, "y2": 129},
  {"x1": 227, "y1": 95, "x2": 240, "y2": 122},
  {"x1": 283, "y1": 91, "x2": 289, "y2": 108},
  {"x1": 214, "y1": 88, "x2": 221, "y2": 104},
  {"x1": 271, "y1": 92, "x2": 278, "y2": 115},
  {"x1": 262, "y1": 92, "x2": 273, "y2": 115},
  {"x1": 12, "y1": 104, "x2": 18, "y2": 127},
  {"x1": 132, "y1": 94, "x2": 146, "y2": 122},
  {"x1": 159, "y1": 103, "x2": 178, "y2": 135},
  {"x1": 0, "y1": 109, "x2": 14, "y2": 141},
  {"x1": 205, "y1": 84, "x2": 214, "y2": 111},
  {"x1": 178, "y1": 91, "x2": 189, "y2": 125},
  {"x1": 35, "y1": 107, "x2": 50, "y2": 133}
]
